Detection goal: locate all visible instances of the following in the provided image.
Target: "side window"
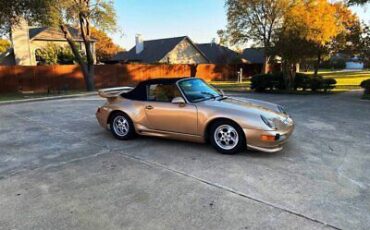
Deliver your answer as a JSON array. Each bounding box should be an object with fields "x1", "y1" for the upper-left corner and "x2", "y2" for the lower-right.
[{"x1": 147, "y1": 84, "x2": 182, "y2": 102}]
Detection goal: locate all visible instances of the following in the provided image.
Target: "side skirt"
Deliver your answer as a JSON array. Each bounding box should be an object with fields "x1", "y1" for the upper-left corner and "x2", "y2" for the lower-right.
[{"x1": 136, "y1": 125, "x2": 205, "y2": 143}]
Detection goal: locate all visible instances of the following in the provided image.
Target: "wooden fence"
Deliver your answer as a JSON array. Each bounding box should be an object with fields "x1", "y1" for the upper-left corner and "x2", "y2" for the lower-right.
[{"x1": 0, "y1": 63, "x2": 263, "y2": 93}]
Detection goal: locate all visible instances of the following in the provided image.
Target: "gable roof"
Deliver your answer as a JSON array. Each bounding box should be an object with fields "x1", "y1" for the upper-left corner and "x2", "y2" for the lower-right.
[
  {"x1": 197, "y1": 43, "x2": 240, "y2": 64},
  {"x1": 29, "y1": 26, "x2": 96, "y2": 42},
  {"x1": 241, "y1": 48, "x2": 265, "y2": 64},
  {"x1": 112, "y1": 36, "x2": 209, "y2": 63}
]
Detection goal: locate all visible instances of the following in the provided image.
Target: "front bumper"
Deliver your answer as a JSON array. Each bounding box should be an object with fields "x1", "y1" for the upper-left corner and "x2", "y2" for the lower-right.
[{"x1": 243, "y1": 124, "x2": 294, "y2": 153}]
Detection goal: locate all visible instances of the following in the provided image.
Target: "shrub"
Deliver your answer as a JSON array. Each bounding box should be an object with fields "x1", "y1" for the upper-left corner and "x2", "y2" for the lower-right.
[
  {"x1": 322, "y1": 78, "x2": 337, "y2": 92},
  {"x1": 251, "y1": 73, "x2": 272, "y2": 92},
  {"x1": 361, "y1": 79, "x2": 370, "y2": 95},
  {"x1": 294, "y1": 73, "x2": 311, "y2": 91},
  {"x1": 251, "y1": 72, "x2": 336, "y2": 92},
  {"x1": 271, "y1": 72, "x2": 286, "y2": 90},
  {"x1": 310, "y1": 76, "x2": 323, "y2": 92}
]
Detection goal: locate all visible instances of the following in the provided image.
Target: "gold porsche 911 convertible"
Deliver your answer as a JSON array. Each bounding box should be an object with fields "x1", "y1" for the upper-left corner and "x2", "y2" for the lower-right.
[{"x1": 96, "y1": 77, "x2": 294, "y2": 154}]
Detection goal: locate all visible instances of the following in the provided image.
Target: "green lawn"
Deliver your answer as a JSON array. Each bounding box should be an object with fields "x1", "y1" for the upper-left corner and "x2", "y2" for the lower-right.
[
  {"x1": 211, "y1": 81, "x2": 251, "y2": 92},
  {"x1": 211, "y1": 70, "x2": 369, "y2": 92},
  {"x1": 303, "y1": 70, "x2": 370, "y2": 87}
]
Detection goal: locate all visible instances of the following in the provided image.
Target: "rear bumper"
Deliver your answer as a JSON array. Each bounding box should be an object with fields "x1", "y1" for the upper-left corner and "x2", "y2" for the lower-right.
[
  {"x1": 243, "y1": 125, "x2": 294, "y2": 153},
  {"x1": 96, "y1": 106, "x2": 110, "y2": 129}
]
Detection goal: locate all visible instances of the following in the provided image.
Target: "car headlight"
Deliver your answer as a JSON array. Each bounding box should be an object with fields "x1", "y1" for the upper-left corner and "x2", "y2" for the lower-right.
[{"x1": 260, "y1": 115, "x2": 276, "y2": 129}]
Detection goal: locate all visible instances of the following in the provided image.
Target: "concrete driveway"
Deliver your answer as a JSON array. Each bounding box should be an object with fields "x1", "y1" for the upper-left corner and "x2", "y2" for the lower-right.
[{"x1": 0, "y1": 91, "x2": 369, "y2": 230}]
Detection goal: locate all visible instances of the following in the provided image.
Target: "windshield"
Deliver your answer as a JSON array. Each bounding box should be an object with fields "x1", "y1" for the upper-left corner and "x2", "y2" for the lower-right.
[{"x1": 178, "y1": 78, "x2": 221, "y2": 102}]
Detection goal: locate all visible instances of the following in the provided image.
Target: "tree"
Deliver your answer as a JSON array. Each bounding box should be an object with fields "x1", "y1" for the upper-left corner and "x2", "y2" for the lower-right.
[
  {"x1": 0, "y1": 39, "x2": 10, "y2": 53},
  {"x1": 289, "y1": 0, "x2": 344, "y2": 75},
  {"x1": 360, "y1": 23, "x2": 370, "y2": 67},
  {"x1": 331, "y1": 3, "x2": 361, "y2": 54},
  {"x1": 0, "y1": 0, "x2": 51, "y2": 35},
  {"x1": 90, "y1": 27, "x2": 123, "y2": 62},
  {"x1": 274, "y1": 0, "x2": 344, "y2": 89},
  {"x1": 226, "y1": 0, "x2": 289, "y2": 73},
  {"x1": 217, "y1": 29, "x2": 229, "y2": 46},
  {"x1": 35, "y1": 43, "x2": 76, "y2": 65},
  {"x1": 40, "y1": 0, "x2": 117, "y2": 91},
  {"x1": 35, "y1": 43, "x2": 59, "y2": 64},
  {"x1": 0, "y1": 0, "x2": 117, "y2": 91}
]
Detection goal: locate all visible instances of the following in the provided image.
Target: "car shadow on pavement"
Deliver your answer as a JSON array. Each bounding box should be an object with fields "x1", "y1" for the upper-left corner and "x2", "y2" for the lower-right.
[{"x1": 122, "y1": 134, "x2": 290, "y2": 159}]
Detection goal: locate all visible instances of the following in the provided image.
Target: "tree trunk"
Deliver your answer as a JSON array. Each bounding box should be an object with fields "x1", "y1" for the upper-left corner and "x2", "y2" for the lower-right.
[
  {"x1": 289, "y1": 64, "x2": 296, "y2": 91},
  {"x1": 261, "y1": 56, "x2": 270, "y2": 74},
  {"x1": 190, "y1": 64, "x2": 198, "y2": 77},
  {"x1": 282, "y1": 60, "x2": 289, "y2": 90},
  {"x1": 79, "y1": 14, "x2": 95, "y2": 91},
  {"x1": 60, "y1": 25, "x2": 95, "y2": 91},
  {"x1": 282, "y1": 60, "x2": 295, "y2": 91},
  {"x1": 314, "y1": 51, "x2": 321, "y2": 77}
]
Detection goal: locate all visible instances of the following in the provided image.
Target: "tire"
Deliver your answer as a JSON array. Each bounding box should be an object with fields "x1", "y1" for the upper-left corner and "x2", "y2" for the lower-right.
[
  {"x1": 209, "y1": 120, "x2": 245, "y2": 154},
  {"x1": 109, "y1": 112, "x2": 135, "y2": 140}
]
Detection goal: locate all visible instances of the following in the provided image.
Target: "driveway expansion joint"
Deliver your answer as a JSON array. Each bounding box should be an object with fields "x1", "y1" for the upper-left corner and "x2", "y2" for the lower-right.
[{"x1": 116, "y1": 152, "x2": 342, "y2": 230}]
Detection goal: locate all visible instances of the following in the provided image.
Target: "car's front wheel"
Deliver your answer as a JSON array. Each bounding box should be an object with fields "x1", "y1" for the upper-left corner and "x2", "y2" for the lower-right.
[
  {"x1": 109, "y1": 112, "x2": 135, "y2": 140},
  {"x1": 210, "y1": 120, "x2": 245, "y2": 154}
]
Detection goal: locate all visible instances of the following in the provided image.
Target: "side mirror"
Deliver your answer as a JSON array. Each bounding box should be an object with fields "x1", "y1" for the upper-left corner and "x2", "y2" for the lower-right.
[{"x1": 171, "y1": 97, "x2": 186, "y2": 105}]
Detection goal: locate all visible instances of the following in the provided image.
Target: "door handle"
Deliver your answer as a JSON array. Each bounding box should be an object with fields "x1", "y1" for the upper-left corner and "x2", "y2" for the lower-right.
[{"x1": 145, "y1": 105, "x2": 153, "y2": 110}]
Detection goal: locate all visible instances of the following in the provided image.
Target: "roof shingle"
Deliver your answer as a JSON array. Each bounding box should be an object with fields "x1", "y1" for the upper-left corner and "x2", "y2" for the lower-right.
[
  {"x1": 113, "y1": 36, "x2": 209, "y2": 63},
  {"x1": 241, "y1": 48, "x2": 265, "y2": 64},
  {"x1": 197, "y1": 43, "x2": 240, "y2": 64},
  {"x1": 29, "y1": 26, "x2": 95, "y2": 42}
]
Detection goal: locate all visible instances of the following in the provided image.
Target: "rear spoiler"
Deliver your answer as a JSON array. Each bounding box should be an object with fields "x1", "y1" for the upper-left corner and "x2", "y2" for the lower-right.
[{"x1": 98, "y1": 86, "x2": 134, "y2": 98}]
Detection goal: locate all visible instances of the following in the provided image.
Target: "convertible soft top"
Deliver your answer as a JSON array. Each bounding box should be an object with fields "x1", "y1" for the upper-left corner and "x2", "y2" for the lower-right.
[{"x1": 121, "y1": 77, "x2": 188, "y2": 101}]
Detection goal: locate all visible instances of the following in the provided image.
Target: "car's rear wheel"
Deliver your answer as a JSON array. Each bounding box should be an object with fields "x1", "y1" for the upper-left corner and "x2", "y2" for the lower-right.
[
  {"x1": 109, "y1": 112, "x2": 135, "y2": 140},
  {"x1": 210, "y1": 120, "x2": 245, "y2": 154}
]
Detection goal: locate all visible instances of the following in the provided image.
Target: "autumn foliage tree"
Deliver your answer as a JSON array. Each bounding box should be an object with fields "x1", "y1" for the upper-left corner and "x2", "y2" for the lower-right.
[
  {"x1": 330, "y1": 3, "x2": 362, "y2": 59},
  {"x1": 0, "y1": 39, "x2": 10, "y2": 53},
  {"x1": 273, "y1": 0, "x2": 345, "y2": 89},
  {"x1": 90, "y1": 27, "x2": 123, "y2": 63}
]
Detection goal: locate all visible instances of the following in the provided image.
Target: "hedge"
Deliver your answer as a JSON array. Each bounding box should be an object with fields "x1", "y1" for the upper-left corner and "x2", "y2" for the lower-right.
[
  {"x1": 360, "y1": 79, "x2": 370, "y2": 95},
  {"x1": 251, "y1": 72, "x2": 336, "y2": 92}
]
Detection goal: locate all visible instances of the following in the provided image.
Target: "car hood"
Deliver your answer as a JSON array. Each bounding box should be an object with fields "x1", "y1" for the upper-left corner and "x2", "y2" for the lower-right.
[
  {"x1": 200, "y1": 97, "x2": 292, "y2": 130},
  {"x1": 204, "y1": 97, "x2": 283, "y2": 115}
]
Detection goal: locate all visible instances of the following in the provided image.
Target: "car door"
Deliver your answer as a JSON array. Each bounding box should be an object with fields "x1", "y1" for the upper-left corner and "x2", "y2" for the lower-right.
[{"x1": 144, "y1": 83, "x2": 198, "y2": 135}]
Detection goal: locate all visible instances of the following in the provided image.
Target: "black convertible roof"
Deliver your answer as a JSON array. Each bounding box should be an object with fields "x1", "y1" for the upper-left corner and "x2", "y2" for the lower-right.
[
  {"x1": 121, "y1": 77, "x2": 189, "y2": 101},
  {"x1": 138, "y1": 77, "x2": 188, "y2": 85}
]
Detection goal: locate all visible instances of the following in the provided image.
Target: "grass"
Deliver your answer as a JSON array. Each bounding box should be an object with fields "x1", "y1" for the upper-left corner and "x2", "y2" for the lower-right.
[
  {"x1": 211, "y1": 69, "x2": 370, "y2": 92},
  {"x1": 303, "y1": 69, "x2": 370, "y2": 88},
  {"x1": 0, "y1": 90, "x2": 88, "y2": 102},
  {"x1": 211, "y1": 81, "x2": 251, "y2": 92}
]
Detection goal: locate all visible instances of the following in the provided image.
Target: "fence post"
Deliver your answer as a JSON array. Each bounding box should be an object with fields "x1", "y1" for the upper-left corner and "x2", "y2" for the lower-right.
[{"x1": 238, "y1": 67, "x2": 243, "y2": 83}]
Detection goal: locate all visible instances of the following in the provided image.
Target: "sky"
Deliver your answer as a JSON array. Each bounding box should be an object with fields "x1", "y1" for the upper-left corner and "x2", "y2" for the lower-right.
[{"x1": 111, "y1": 0, "x2": 370, "y2": 50}]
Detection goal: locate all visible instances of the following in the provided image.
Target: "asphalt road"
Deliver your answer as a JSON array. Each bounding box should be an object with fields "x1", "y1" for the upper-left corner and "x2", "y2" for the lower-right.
[{"x1": 0, "y1": 91, "x2": 369, "y2": 230}]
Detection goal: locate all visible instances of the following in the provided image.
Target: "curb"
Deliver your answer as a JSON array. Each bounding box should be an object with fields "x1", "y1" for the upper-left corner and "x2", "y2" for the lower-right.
[{"x1": 0, "y1": 92, "x2": 98, "y2": 106}]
